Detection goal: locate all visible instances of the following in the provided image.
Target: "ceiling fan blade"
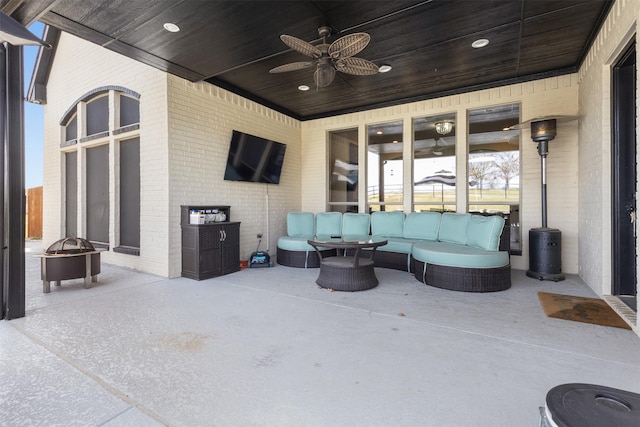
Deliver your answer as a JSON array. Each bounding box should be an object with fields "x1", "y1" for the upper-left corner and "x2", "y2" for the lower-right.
[
  {"x1": 269, "y1": 62, "x2": 314, "y2": 73},
  {"x1": 328, "y1": 33, "x2": 370, "y2": 59},
  {"x1": 335, "y1": 57, "x2": 380, "y2": 75},
  {"x1": 280, "y1": 34, "x2": 322, "y2": 59}
]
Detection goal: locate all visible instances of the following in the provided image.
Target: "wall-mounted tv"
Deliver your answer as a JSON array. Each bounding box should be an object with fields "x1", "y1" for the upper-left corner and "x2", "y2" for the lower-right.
[{"x1": 223, "y1": 130, "x2": 287, "y2": 184}]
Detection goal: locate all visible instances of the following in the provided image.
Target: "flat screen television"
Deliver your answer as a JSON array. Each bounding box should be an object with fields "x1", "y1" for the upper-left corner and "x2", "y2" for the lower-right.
[{"x1": 223, "y1": 130, "x2": 287, "y2": 184}]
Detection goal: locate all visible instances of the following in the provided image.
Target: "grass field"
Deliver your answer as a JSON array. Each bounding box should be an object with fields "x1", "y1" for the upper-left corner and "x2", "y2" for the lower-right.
[{"x1": 369, "y1": 188, "x2": 519, "y2": 211}]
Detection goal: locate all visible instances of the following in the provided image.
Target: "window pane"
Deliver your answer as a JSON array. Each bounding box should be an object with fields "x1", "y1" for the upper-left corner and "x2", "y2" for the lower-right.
[
  {"x1": 467, "y1": 104, "x2": 521, "y2": 252},
  {"x1": 120, "y1": 95, "x2": 140, "y2": 127},
  {"x1": 367, "y1": 121, "x2": 403, "y2": 212},
  {"x1": 86, "y1": 95, "x2": 109, "y2": 136},
  {"x1": 120, "y1": 138, "x2": 140, "y2": 248},
  {"x1": 329, "y1": 128, "x2": 358, "y2": 212},
  {"x1": 86, "y1": 144, "x2": 109, "y2": 244},
  {"x1": 413, "y1": 114, "x2": 456, "y2": 212},
  {"x1": 65, "y1": 115, "x2": 77, "y2": 142},
  {"x1": 65, "y1": 152, "x2": 77, "y2": 237}
]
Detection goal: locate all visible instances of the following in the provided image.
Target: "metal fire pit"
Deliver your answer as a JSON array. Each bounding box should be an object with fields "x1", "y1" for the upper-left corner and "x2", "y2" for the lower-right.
[{"x1": 38, "y1": 237, "x2": 102, "y2": 293}]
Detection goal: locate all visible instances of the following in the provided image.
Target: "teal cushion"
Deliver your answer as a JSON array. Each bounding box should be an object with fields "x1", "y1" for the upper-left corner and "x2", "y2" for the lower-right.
[
  {"x1": 287, "y1": 212, "x2": 315, "y2": 237},
  {"x1": 467, "y1": 215, "x2": 505, "y2": 251},
  {"x1": 371, "y1": 211, "x2": 405, "y2": 237},
  {"x1": 412, "y1": 241, "x2": 509, "y2": 268},
  {"x1": 403, "y1": 212, "x2": 441, "y2": 240},
  {"x1": 277, "y1": 236, "x2": 314, "y2": 251},
  {"x1": 377, "y1": 237, "x2": 417, "y2": 254},
  {"x1": 438, "y1": 213, "x2": 470, "y2": 244},
  {"x1": 315, "y1": 212, "x2": 342, "y2": 236},
  {"x1": 342, "y1": 213, "x2": 371, "y2": 235}
]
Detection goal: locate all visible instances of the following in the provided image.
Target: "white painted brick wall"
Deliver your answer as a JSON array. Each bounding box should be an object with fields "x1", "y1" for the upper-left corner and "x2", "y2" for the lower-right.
[
  {"x1": 44, "y1": 34, "x2": 302, "y2": 278},
  {"x1": 577, "y1": 0, "x2": 640, "y2": 298},
  {"x1": 302, "y1": 76, "x2": 580, "y2": 273},
  {"x1": 44, "y1": 33, "x2": 170, "y2": 276},
  {"x1": 166, "y1": 78, "x2": 301, "y2": 277}
]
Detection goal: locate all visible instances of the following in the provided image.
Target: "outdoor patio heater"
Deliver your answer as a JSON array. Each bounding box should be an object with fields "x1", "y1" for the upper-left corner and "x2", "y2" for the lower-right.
[{"x1": 526, "y1": 118, "x2": 565, "y2": 281}]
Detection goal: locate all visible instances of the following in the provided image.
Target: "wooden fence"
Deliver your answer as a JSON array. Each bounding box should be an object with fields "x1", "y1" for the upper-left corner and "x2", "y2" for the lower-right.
[{"x1": 26, "y1": 186, "x2": 42, "y2": 239}]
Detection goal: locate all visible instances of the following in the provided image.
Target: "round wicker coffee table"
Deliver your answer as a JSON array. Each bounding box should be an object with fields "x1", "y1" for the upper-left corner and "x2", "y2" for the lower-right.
[{"x1": 307, "y1": 237, "x2": 387, "y2": 291}]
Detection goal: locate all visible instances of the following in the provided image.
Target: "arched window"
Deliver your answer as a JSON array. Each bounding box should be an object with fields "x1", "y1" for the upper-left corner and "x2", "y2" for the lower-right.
[{"x1": 60, "y1": 87, "x2": 141, "y2": 254}]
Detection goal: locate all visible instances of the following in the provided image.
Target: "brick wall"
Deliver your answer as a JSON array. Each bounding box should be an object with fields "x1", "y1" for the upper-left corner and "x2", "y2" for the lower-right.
[
  {"x1": 165, "y1": 78, "x2": 301, "y2": 277},
  {"x1": 577, "y1": 0, "x2": 640, "y2": 296},
  {"x1": 302, "y1": 78, "x2": 580, "y2": 272},
  {"x1": 44, "y1": 33, "x2": 302, "y2": 278},
  {"x1": 44, "y1": 32, "x2": 171, "y2": 275}
]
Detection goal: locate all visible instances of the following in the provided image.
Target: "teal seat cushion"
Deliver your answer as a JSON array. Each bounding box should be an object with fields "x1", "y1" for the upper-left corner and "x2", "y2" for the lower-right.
[
  {"x1": 412, "y1": 241, "x2": 509, "y2": 268},
  {"x1": 287, "y1": 212, "x2": 315, "y2": 237},
  {"x1": 467, "y1": 215, "x2": 505, "y2": 251},
  {"x1": 316, "y1": 212, "x2": 342, "y2": 236},
  {"x1": 438, "y1": 213, "x2": 470, "y2": 244},
  {"x1": 277, "y1": 236, "x2": 314, "y2": 251},
  {"x1": 342, "y1": 213, "x2": 371, "y2": 236},
  {"x1": 377, "y1": 237, "x2": 418, "y2": 254},
  {"x1": 371, "y1": 211, "x2": 405, "y2": 237},
  {"x1": 403, "y1": 212, "x2": 441, "y2": 240}
]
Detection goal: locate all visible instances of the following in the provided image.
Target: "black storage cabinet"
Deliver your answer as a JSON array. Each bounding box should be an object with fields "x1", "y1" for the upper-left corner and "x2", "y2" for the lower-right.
[{"x1": 181, "y1": 205, "x2": 241, "y2": 280}]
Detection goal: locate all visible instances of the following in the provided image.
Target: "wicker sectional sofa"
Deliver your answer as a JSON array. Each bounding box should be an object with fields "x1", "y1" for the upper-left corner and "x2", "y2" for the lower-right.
[{"x1": 277, "y1": 211, "x2": 510, "y2": 292}]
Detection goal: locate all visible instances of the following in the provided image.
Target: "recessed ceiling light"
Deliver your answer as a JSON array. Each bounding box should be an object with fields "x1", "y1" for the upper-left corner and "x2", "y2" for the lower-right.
[
  {"x1": 472, "y1": 38, "x2": 489, "y2": 48},
  {"x1": 376, "y1": 131, "x2": 383, "y2": 135},
  {"x1": 163, "y1": 23, "x2": 180, "y2": 33},
  {"x1": 392, "y1": 140, "x2": 399, "y2": 144},
  {"x1": 378, "y1": 64, "x2": 393, "y2": 73},
  {"x1": 298, "y1": 85, "x2": 310, "y2": 91}
]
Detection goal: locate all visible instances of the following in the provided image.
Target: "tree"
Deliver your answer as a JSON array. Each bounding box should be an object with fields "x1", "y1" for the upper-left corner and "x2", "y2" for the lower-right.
[
  {"x1": 493, "y1": 151, "x2": 520, "y2": 198},
  {"x1": 468, "y1": 158, "x2": 494, "y2": 198}
]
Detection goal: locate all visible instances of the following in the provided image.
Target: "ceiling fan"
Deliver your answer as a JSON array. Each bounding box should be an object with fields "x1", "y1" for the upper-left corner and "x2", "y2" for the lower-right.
[
  {"x1": 431, "y1": 138, "x2": 446, "y2": 156},
  {"x1": 269, "y1": 26, "x2": 380, "y2": 89}
]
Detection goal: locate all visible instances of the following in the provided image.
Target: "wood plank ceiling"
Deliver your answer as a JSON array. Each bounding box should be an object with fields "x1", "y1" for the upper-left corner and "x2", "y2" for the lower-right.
[{"x1": 4, "y1": 0, "x2": 612, "y2": 121}]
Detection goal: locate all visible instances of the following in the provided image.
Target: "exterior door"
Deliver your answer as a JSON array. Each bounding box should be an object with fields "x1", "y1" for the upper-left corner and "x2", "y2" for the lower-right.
[{"x1": 612, "y1": 41, "x2": 637, "y2": 311}]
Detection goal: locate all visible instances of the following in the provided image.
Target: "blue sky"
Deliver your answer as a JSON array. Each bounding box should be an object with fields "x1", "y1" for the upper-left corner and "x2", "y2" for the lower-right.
[{"x1": 24, "y1": 21, "x2": 45, "y2": 189}]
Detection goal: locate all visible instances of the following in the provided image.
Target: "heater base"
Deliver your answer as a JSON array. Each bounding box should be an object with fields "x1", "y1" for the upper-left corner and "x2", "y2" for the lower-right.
[
  {"x1": 526, "y1": 269, "x2": 565, "y2": 282},
  {"x1": 528, "y1": 228, "x2": 564, "y2": 282}
]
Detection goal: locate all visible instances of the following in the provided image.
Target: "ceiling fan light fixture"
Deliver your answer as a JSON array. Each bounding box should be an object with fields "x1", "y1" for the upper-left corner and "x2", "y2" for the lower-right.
[
  {"x1": 378, "y1": 64, "x2": 392, "y2": 73},
  {"x1": 435, "y1": 120, "x2": 454, "y2": 135},
  {"x1": 314, "y1": 62, "x2": 336, "y2": 88}
]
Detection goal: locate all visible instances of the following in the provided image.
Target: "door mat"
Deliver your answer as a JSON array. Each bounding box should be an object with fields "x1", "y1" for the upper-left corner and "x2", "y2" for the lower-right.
[{"x1": 537, "y1": 292, "x2": 631, "y2": 330}]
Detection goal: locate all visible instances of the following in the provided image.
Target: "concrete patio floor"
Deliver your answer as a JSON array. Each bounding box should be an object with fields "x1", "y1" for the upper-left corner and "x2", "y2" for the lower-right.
[{"x1": 1, "y1": 240, "x2": 639, "y2": 426}]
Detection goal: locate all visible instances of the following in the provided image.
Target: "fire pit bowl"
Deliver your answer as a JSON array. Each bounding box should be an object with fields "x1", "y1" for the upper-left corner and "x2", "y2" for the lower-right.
[{"x1": 38, "y1": 238, "x2": 102, "y2": 293}]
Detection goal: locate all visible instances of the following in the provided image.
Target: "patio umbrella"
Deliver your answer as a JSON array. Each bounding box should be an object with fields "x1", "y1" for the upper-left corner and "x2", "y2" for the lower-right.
[
  {"x1": 415, "y1": 171, "x2": 477, "y2": 187},
  {"x1": 415, "y1": 173, "x2": 457, "y2": 186},
  {"x1": 415, "y1": 172, "x2": 476, "y2": 209},
  {"x1": 0, "y1": 11, "x2": 49, "y2": 47}
]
